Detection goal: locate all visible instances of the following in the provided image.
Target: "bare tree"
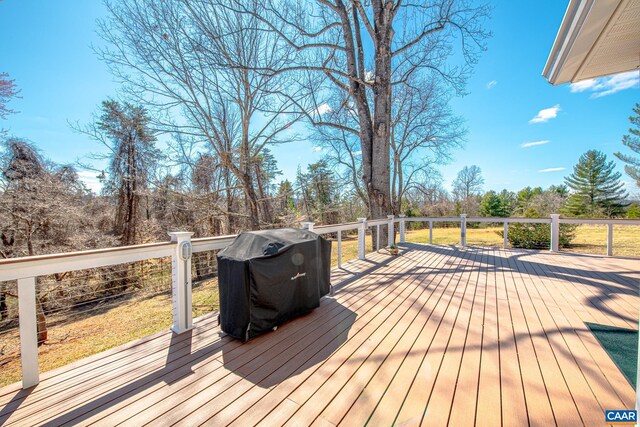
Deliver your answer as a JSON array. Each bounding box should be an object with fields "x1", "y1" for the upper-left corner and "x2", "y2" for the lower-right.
[
  {"x1": 225, "y1": 0, "x2": 489, "y2": 234},
  {"x1": 0, "y1": 73, "x2": 18, "y2": 120},
  {"x1": 389, "y1": 78, "x2": 464, "y2": 213},
  {"x1": 0, "y1": 138, "x2": 98, "y2": 341},
  {"x1": 452, "y1": 165, "x2": 483, "y2": 200},
  {"x1": 78, "y1": 100, "x2": 161, "y2": 246},
  {"x1": 314, "y1": 73, "x2": 464, "y2": 224},
  {"x1": 451, "y1": 164, "x2": 483, "y2": 215},
  {"x1": 98, "y1": 0, "x2": 301, "y2": 230},
  {"x1": 405, "y1": 176, "x2": 454, "y2": 217},
  {"x1": 0, "y1": 73, "x2": 18, "y2": 136},
  {"x1": 190, "y1": 153, "x2": 236, "y2": 234}
]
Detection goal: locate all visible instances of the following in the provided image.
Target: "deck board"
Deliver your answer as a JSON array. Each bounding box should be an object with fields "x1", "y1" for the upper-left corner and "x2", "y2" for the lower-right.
[{"x1": 0, "y1": 244, "x2": 637, "y2": 426}]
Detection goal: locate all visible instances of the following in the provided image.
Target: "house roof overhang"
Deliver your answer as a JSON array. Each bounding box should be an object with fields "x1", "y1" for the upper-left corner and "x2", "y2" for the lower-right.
[{"x1": 543, "y1": 0, "x2": 640, "y2": 85}]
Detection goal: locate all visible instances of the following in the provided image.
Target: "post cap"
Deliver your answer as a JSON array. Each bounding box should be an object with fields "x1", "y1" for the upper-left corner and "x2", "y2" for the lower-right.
[
  {"x1": 399, "y1": 214, "x2": 406, "y2": 218},
  {"x1": 300, "y1": 221, "x2": 315, "y2": 229},
  {"x1": 550, "y1": 213, "x2": 560, "y2": 219},
  {"x1": 460, "y1": 214, "x2": 467, "y2": 218},
  {"x1": 387, "y1": 215, "x2": 395, "y2": 220},
  {"x1": 357, "y1": 217, "x2": 367, "y2": 222},
  {"x1": 168, "y1": 231, "x2": 194, "y2": 242}
]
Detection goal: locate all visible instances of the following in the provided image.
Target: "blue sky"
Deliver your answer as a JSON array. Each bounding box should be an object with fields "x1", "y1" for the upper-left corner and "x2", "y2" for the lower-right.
[{"x1": 0, "y1": 1, "x2": 638, "y2": 196}]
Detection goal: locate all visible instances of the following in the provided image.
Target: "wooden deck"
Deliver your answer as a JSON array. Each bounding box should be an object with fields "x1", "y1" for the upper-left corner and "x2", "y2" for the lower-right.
[{"x1": 0, "y1": 244, "x2": 638, "y2": 426}]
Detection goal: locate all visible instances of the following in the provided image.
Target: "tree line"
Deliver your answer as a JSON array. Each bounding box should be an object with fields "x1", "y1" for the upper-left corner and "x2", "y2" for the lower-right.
[{"x1": 417, "y1": 145, "x2": 638, "y2": 223}]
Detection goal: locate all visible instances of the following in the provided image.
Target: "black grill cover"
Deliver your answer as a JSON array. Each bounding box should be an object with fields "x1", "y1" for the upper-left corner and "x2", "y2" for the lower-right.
[{"x1": 217, "y1": 228, "x2": 331, "y2": 340}]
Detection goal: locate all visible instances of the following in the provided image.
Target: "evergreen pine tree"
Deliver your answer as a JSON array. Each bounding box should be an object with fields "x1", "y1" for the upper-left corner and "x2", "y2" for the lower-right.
[
  {"x1": 480, "y1": 190, "x2": 512, "y2": 217},
  {"x1": 563, "y1": 150, "x2": 628, "y2": 218},
  {"x1": 615, "y1": 103, "x2": 640, "y2": 187}
]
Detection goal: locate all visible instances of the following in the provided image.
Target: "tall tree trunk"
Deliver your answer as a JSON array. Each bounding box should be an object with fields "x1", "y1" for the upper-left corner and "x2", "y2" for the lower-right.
[
  {"x1": 366, "y1": 2, "x2": 394, "y2": 245},
  {"x1": 240, "y1": 114, "x2": 260, "y2": 230},
  {"x1": 242, "y1": 173, "x2": 260, "y2": 230},
  {"x1": 224, "y1": 159, "x2": 233, "y2": 234},
  {"x1": 338, "y1": 0, "x2": 392, "y2": 238},
  {"x1": 255, "y1": 164, "x2": 273, "y2": 225}
]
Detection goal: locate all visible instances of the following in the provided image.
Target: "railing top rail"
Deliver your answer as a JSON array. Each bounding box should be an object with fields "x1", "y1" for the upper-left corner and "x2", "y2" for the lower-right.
[
  {"x1": 0, "y1": 241, "x2": 173, "y2": 266},
  {"x1": 404, "y1": 217, "x2": 461, "y2": 222},
  {"x1": 559, "y1": 218, "x2": 640, "y2": 225},
  {"x1": 313, "y1": 222, "x2": 361, "y2": 234},
  {"x1": 0, "y1": 242, "x2": 174, "y2": 282},
  {"x1": 366, "y1": 218, "x2": 390, "y2": 226},
  {"x1": 192, "y1": 234, "x2": 238, "y2": 252},
  {"x1": 467, "y1": 217, "x2": 552, "y2": 224},
  {"x1": 400, "y1": 216, "x2": 640, "y2": 225}
]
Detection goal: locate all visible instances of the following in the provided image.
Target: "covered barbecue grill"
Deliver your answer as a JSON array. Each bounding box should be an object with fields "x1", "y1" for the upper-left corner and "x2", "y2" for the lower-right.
[{"x1": 217, "y1": 228, "x2": 332, "y2": 341}]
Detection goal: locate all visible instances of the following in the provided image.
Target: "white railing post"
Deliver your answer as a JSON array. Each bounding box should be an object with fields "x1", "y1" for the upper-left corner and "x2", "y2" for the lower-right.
[
  {"x1": 606, "y1": 223, "x2": 613, "y2": 257},
  {"x1": 376, "y1": 224, "x2": 380, "y2": 250},
  {"x1": 388, "y1": 215, "x2": 395, "y2": 248},
  {"x1": 18, "y1": 276, "x2": 39, "y2": 388},
  {"x1": 168, "y1": 232, "x2": 194, "y2": 334},
  {"x1": 301, "y1": 221, "x2": 315, "y2": 232},
  {"x1": 357, "y1": 217, "x2": 367, "y2": 260},
  {"x1": 429, "y1": 220, "x2": 433, "y2": 244},
  {"x1": 337, "y1": 230, "x2": 342, "y2": 268},
  {"x1": 460, "y1": 214, "x2": 467, "y2": 247},
  {"x1": 550, "y1": 214, "x2": 560, "y2": 252},
  {"x1": 399, "y1": 215, "x2": 406, "y2": 243},
  {"x1": 503, "y1": 221, "x2": 509, "y2": 249}
]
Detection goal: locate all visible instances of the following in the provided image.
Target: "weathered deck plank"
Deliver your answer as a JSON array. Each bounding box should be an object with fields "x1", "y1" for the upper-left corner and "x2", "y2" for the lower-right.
[{"x1": 0, "y1": 244, "x2": 637, "y2": 427}]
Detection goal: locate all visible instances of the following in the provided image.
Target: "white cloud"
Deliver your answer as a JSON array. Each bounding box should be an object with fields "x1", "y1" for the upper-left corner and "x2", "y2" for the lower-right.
[
  {"x1": 312, "y1": 146, "x2": 323, "y2": 152},
  {"x1": 313, "y1": 103, "x2": 331, "y2": 116},
  {"x1": 353, "y1": 150, "x2": 362, "y2": 156},
  {"x1": 521, "y1": 140, "x2": 550, "y2": 148},
  {"x1": 538, "y1": 167, "x2": 565, "y2": 173},
  {"x1": 529, "y1": 104, "x2": 560, "y2": 124},
  {"x1": 365, "y1": 70, "x2": 374, "y2": 84},
  {"x1": 569, "y1": 71, "x2": 639, "y2": 98},
  {"x1": 77, "y1": 171, "x2": 103, "y2": 193},
  {"x1": 569, "y1": 79, "x2": 597, "y2": 93},
  {"x1": 486, "y1": 80, "x2": 497, "y2": 89}
]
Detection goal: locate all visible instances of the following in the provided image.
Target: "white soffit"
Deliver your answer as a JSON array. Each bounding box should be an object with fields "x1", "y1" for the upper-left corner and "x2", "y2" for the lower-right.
[{"x1": 543, "y1": 0, "x2": 640, "y2": 85}]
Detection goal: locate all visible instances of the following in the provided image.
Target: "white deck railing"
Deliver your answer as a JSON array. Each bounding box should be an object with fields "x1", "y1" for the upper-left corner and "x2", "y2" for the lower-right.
[{"x1": 1, "y1": 214, "x2": 639, "y2": 389}]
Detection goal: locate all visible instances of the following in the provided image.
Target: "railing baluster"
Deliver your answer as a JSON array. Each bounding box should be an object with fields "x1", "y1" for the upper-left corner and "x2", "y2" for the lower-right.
[
  {"x1": 337, "y1": 230, "x2": 342, "y2": 268},
  {"x1": 357, "y1": 218, "x2": 367, "y2": 260},
  {"x1": 503, "y1": 222, "x2": 509, "y2": 249},
  {"x1": 429, "y1": 220, "x2": 433, "y2": 244},
  {"x1": 607, "y1": 223, "x2": 613, "y2": 256},
  {"x1": 460, "y1": 214, "x2": 467, "y2": 247},
  {"x1": 388, "y1": 215, "x2": 395, "y2": 248},
  {"x1": 550, "y1": 214, "x2": 560, "y2": 252},
  {"x1": 18, "y1": 276, "x2": 39, "y2": 388},
  {"x1": 399, "y1": 214, "x2": 406, "y2": 243},
  {"x1": 376, "y1": 224, "x2": 380, "y2": 251}
]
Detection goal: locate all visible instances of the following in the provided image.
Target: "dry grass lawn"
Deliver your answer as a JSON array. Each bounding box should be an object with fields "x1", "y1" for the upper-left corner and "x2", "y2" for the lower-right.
[
  {"x1": 1, "y1": 224, "x2": 638, "y2": 388},
  {"x1": 0, "y1": 280, "x2": 218, "y2": 387}
]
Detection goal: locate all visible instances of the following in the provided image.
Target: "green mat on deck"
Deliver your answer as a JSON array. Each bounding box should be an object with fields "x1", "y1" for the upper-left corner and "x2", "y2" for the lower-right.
[{"x1": 587, "y1": 322, "x2": 637, "y2": 389}]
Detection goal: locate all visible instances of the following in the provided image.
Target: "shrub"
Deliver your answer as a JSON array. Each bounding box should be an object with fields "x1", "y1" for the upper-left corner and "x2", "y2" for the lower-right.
[
  {"x1": 498, "y1": 223, "x2": 577, "y2": 249},
  {"x1": 627, "y1": 204, "x2": 640, "y2": 219},
  {"x1": 497, "y1": 208, "x2": 577, "y2": 249}
]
